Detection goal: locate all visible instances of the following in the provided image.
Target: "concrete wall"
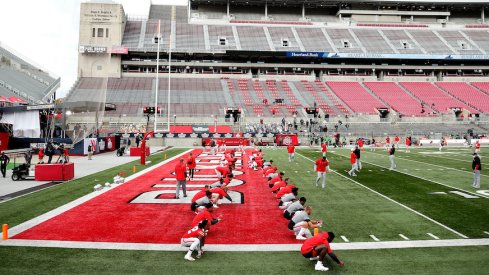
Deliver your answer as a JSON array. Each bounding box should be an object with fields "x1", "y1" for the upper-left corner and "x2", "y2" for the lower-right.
[{"x1": 78, "y1": 2, "x2": 125, "y2": 78}]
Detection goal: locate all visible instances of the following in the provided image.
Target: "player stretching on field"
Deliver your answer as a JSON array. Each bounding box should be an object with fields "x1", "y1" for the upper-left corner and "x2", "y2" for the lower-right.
[
  {"x1": 181, "y1": 220, "x2": 208, "y2": 261},
  {"x1": 287, "y1": 144, "x2": 295, "y2": 162},
  {"x1": 314, "y1": 156, "x2": 330, "y2": 189},
  {"x1": 301, "y1": 232, "x2": 344, "y2": 272},
  {"x1": 288, "y1": 206, "x2": 323, "y2": 240}
]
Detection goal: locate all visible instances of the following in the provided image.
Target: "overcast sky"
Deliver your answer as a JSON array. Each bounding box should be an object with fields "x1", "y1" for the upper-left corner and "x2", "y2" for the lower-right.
[{"x1": 0, "y1": 0, "x2": 187, "y2": 97}]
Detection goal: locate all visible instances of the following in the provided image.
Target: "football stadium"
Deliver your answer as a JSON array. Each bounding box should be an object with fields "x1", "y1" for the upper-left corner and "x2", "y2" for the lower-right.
[{"x1": 1, "y1": 0, "x2": 489, "y2": 273}]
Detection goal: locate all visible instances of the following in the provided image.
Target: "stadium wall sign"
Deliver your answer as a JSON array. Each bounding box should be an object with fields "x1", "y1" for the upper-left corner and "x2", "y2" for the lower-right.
[
  {"x1": 191, "y1": 125, "x2": 209, "y2": 134},
  {"x1": 327, "y1": 53, "x2": 489, "y2": 60},
  {"x1": 286, "y1": 52, "x2": 328, "y2": 58},
  {"x1": 110, "y1": 46, "x2": 128, "y2": 55},
  {"x1": 78, "y1": 45, "x2": 107, "y2": 54}
]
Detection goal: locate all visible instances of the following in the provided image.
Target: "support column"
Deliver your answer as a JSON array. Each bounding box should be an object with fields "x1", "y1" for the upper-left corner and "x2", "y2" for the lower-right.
[
  {"x1": 227, "y1": 0, "x2": 230, "y2": 18},
  {"x1": 482, "y1": 7, "x2": 485, "y2": 24},
  {"x1": 265, "y1": 3, "x2": 268, "y2": 19},
  {"x1": 302, "y1": 3, "x2": 305, "y2": 20}
]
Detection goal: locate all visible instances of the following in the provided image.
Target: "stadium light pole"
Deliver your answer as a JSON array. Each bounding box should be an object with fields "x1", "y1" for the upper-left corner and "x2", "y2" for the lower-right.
[
  {"x1": 154, "y1": 20, "x2": 161, "y2": 133},
  {"x1": 167, "y1": 32, "x2": 172, "y2": 132}
]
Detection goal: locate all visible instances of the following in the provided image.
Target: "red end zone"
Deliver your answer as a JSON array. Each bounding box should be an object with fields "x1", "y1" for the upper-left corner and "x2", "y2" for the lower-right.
[{"x1": 13, "y1": 149, "x2": 300, "y2": 244}]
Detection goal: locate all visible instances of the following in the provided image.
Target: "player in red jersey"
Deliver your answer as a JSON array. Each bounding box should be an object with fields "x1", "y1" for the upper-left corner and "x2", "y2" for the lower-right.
[
  {"x1": 191, "y1": 203, "x2": 221, "y2": 228},
  {"x1": 301, "y1": 232, "x2": 344, "y2": 272},
  {"x1": 348, "y1": 148, "x2": 357, "y2": 177},
  {"x1": 394, "y1": 135, "x2": 400, "y2": 149},
  {"x1": 191, "y1": 190, "x2": 212, "y2": 213},
  {"x1": 287, "y1": 144, "x2": 295, "y2": 162},
  {"x1": 175, "y1": 158, "x2": 188, "y2": 199},
  {"x1": 186, "y1": 152, "x2": 196, "y2": 180},
  {"x1": 321, "y1": 142, "x2": 327, "y2": 158},
  {"x1": 357, "y1": 138, "x2": 364, "y2": 152},
  {"x1": 315, "y1": 156, "x2": 330, "y2": 189},
  {"x1": 222, "y1": 173, "x2": 233, "y2": 187},
  {"x1": 181, "y1": 220, "x2": 209, "y2": 261},
  {"x1": 210, "y1": 186, "x2": 232, "y2": 207},
  {"x1": 269, "y1": 172, "x2": 284, "y2": 188},
  {"x1": 385, "y1": 136, "x2": 390, "y2": 150},
  {"x1": 439, "y1": 137, "x2": 447, "y2": 151},
  {"x1": 405, "y1": 136, "x2": 411, "y2": 153},
  {"x1": 475, "y1": 140, "x2": 481, "y2": 154},
  {"x1": 215, "y1": 165, "x2": 231, "y2": 179},
  {"x1": 271, "y1": 178, "x2": 289, "y2": 193},
  {"x1": 276, "y1": 184, "x2": 297, "y2": 199}
]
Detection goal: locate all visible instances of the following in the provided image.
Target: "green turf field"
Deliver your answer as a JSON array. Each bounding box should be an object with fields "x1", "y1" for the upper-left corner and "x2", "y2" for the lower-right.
[{"x1": 0, "y1": 146, "x2": 488, "y2": 274}]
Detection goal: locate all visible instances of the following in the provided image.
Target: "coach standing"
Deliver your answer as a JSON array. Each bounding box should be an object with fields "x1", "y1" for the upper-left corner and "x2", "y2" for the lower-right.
[
  {"x1": 0, "y1": 152, "x2": 10, "y2": 178},
  {"x1": 389, "y1": 144, "x2": 396, "y2": 170},
  {"x1": 472, "y1": 153, "x2": 481, "y2": 189},
  {"x1": 175, "y1": 158, "x2": 188, "y2": 199}
]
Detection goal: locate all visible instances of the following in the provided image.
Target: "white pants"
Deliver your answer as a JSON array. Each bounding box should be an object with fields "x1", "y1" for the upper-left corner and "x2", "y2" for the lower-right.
[
  {"x1": 316, "y1": 172, "x2": 326, "y2": 188},
  {"x1": 389, "y1": 155, "x2": 396, "y2": 169},
  {"x1": 288, "y1": 153, "x2": 295, "y2": 162},
  {"x1": 406, "y1": 145, "x2": 410, "y2": 152},
  {"x1": 181, "y1": 237, "x2": 200, "y2": 251},
  {"x1": 355, "y1": 159, "x2": 362, "y2": 171},
  {"x1": 473, "y1": 170, "x2": 481, "y2": 188},
  {"x1": 349, "y1": 164, "x2": 357, "y2": 175},
  {"x1": 293, "y1": 221, "x2": 312, "y2": 237},
  {"x1": 280, "y1": 201, "x2": 293, "y2": 210}
]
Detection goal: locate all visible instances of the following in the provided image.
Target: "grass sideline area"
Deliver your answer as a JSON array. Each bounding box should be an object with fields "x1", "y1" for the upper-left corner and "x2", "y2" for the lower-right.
[
  {"x1": 1, "y1": 146, "x2": 488, "y2": 274},
  {"x1": 0, "y1": 148, "x2": 187, "y2": 228}
]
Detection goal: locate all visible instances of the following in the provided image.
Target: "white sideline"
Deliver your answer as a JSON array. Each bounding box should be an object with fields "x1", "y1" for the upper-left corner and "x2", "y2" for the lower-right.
[
  {"x1": 1, "y1": 238, "x2": 489, "y2": 251},
  {"x1": 348, "y1": 151, "x2": 489, "y2": 199},
  {"x1": 7, "y1": 149, "x2": 192, "y2": 238},
  {"x1": 296, "y1": 152, "x2": 469, "y2": 239}
]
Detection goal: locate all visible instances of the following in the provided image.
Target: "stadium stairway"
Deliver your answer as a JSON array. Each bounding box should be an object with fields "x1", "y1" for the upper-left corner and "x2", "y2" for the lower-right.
[
  {"x1": 360, "y1": 82, "x2": 392, "y2": 110},
  {"x1": 220, "y1": 79, "x2": 237, "y2": 107},
  {"x1": 288, "y1": 81, "x2": 312, "y2": 107}
]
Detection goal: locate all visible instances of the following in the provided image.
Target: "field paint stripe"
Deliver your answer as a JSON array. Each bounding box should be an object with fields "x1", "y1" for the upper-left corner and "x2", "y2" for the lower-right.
[
  {"x1": 8, "y1": 149, "x2": 194, "y2": 238},
  {"x1": 484, "y1": 231, "x2": 489, "y2": 236},
  {"x1": 427, "y1": 233, "x2": 440, "y2": 240},
  {"x1": 346, "y1": 152, "x2": 489, "y2": 199},
  {"x1": 297, "y1": 152, "x2": 470, "y2": 239},
  {"x1": 369, "y1": 151, "x2": 489, "y2": 178},
  {"x1": 340, "y1": 235, "x2": 349, "y2": 242},
  {"x1": 2, "y1": 238, "x2": 489, "y2": 251},
  {"x1": 370, "y1": 235, "x2": 380, "y2": 241},
  {"x1": 399, "y1": 234, "x2": 410, "y2": 240},
  {"x1": 401, "y1": 152, "x2": 472, "y2": 163}
]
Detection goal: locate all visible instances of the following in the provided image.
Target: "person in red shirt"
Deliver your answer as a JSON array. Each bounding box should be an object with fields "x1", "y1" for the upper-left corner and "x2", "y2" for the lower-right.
[
  {"x1": 301, "y1": 232, "x2": 344, "y2": 271},
  {"x1": 264, "y1": 165, "x2": 278, "y2": 177},
  {"x1": 181, "y1": 220, "x2": 208, "y2": 261},
  {"x1": 385, "y1": 136, "x2": 390, "y2": 150},
  {"x1": 405, "y1": 136, "x2": 411, "y2": 153},
  {"x1": 475, "y1": 140, "x2": 481, "y2": 154},
  {"x1": 191, "y1": 203, "x2": 221, "y2": 228},
  {"x1": 269, "y1": 172, "x2": 284, "y2": 188},
  {"x1": 348, "y1": 149, "x2": 357, "y2": 177},
  {"x1": 276, "y1": 184, "x2": 297, "y2": 199},
  {"x1": 287, "y1": 144, "x2": 295, "y2": 162},
  {"x1": 215, "y1": 165, "x2": 231, "y2": 179},
  {"x1": 271, "y1": 178, "x2": 289, "y2": 193},
  {"x1": 358, "y1": 138, "x2": 364, "y2": 152},
  {"x1": 210, "y1": 186, "x2": 232, "y2": 207},
  {"x1": 38, "y1": 147, "x2": 44, "y2": 164},
  {"x1": 394, "y1": 135, "x2": 400, "y2": 149},
  {"x1": 315, "y1": 156, "x2": 330, "y2": 188},
  {"x1": 186, "y1": 152, "x2": 197, "y2": 180},
  {"x1": 174, "y1": 158, "x2": 188, "y2": 199},
  {"x1": 222, "y1": 173, "x2": 233, "y2": 187},
  {"x1": 191, "y1": 186, "x2": 211, "y2": 203},
  {"x1": 321, "y1": 142, "x2": 327, "y2": 158}
]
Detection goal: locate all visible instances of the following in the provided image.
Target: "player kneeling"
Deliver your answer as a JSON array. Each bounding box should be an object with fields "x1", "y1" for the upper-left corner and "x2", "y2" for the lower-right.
[
  {"x1": 301, "y1": 232, "x2": 344, "y2": 272},
  {"x1": 181, "y1": 220, "x2": 209, "y2": 261},
  {"x1": 288, "y1": 206, "x2": 322, "y2": 240}
]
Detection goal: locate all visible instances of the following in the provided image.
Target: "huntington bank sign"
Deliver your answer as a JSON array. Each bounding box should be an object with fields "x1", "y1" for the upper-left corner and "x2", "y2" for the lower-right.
[{"x1": 286, "y1": 52, "x2": 329, "y2": 58}]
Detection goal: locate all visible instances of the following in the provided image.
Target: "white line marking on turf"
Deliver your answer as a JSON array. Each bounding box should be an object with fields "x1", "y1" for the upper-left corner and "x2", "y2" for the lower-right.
[
  {"x1": 399, "y1": 234, "x2": 410, "y2": 240},
  {"x1": 339, "y1": 153, "x2": 489, "y2": 200},
  {"x1": 370, "y1": 235, "x2": 380, "y2": 241},
  {"x1": 7, "y1": 149, "x2": 193, "y2": 238},
  {"x1": 297, "y1": 152, "x2": 470, "y2": 239},
  {"x1": 340, "y1": 236, "x2": 350, "y2": 242},
  {"x1": 484, "y1": 231, "x2": 489, "y2": 236},
  {"x1": 427, "y1": 233, "x2": 440, "y2": 240},
  {"x1": 3, "y1": 238, "x2": 489, "y2": 251}
]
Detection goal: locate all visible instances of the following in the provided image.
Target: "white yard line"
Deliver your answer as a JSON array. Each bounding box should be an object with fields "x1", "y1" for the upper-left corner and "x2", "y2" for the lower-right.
[
  {"x1": 7, "y1": 149, "x2": 193, "y2": 238},
  {"x1": 370, "y1": 235, "x2": 380, "y2": 241},
  {"x1": 1, "y1": 238, "x2": 489, "y2": 251},
  {"x1": 337, "y1": 152, "x2": 489, "y2": 199},
  {"x1": 399, "y1": 234, "x2": 410, "y2": 240},
  {"x1": 340, "y1": 235, "x2": 350, "y2": 242},
  {"x1": 297, "y1": 152, "x2": 470, "y2": 239},
  {"x1": 427, "y1": 233, "x2": 440, "y2": 240},
  {"x1": 484, "y1": 231, "x2": 489, "y2": 236}
]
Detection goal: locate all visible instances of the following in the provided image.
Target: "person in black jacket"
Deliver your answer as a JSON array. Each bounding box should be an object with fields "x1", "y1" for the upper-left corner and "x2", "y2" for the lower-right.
[
  {"x1": 0, "y1": 152, "x2": 10, "y2": 178},
  {"x1": 472, "y1": 153, "x2": 481, "y2": 189}
]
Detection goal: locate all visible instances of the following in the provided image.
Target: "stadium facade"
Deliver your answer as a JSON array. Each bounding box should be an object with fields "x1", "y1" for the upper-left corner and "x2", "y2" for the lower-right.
[{"x1": 68, "y1": 0, "x2": 489, "y2": 137}]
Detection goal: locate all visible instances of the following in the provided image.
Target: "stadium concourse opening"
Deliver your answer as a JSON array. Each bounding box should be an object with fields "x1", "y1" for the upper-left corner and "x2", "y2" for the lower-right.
[{"x1": 12, "y1": 149, "x2": 299, "y2": 245}]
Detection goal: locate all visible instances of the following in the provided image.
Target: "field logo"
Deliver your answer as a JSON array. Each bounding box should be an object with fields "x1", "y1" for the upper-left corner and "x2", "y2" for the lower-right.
[{"x1": 283, "y1": 136, "x2": 292, "y2": 145}]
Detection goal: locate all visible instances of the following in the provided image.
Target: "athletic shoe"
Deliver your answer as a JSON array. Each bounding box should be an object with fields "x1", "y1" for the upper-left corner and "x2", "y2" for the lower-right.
[
  {"x1": 309, "y1": 256, "x2": 319, "y2": 261},
  {"x1": 196, "y1": 251, "x2": 204, "y2": 258},
  {"x1": 352, "y1": 174, "x2": 357, "y2": 177},
  {"x1": 213, "y1": 204, "x2": 219, "y2": 208},
  {"x1": 296, "y1": 235, "x2": 307, "y2": 240},
  {"x1": 184, "y1": 255, "x2": 195, "y2": 261},
  {"x1": 183, "y1": 194, "x2": 187, "y2": 197},
  {"x1": 315, "y1": 262, "x2": 329, "y2": 271}
]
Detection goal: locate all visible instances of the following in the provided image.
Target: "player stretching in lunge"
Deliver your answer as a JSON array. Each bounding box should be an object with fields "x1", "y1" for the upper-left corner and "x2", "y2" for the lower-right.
[
  {"x1": 181, "y1": 220, "x2": 208, "y2": 261},
  {"x1": 301, "y1": 232, "x2": 344, "y2": 272},
  {"x1": 288, "y1": 206, "x2": 323, "y2": 240}
]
